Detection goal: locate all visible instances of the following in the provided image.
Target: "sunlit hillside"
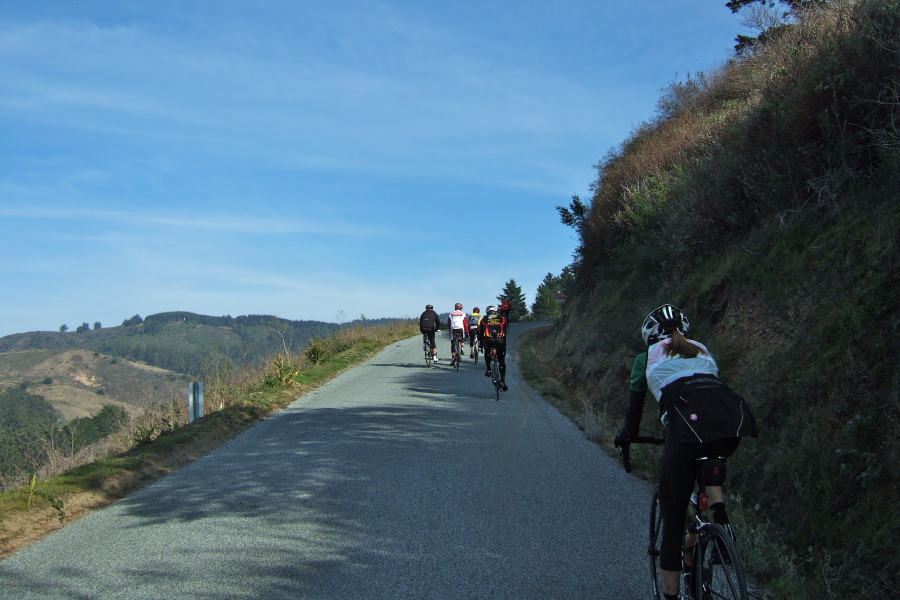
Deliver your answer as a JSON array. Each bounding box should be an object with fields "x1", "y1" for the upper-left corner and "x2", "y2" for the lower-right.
[{"x1": 551, "y1": 2, "x2": 898, "y2": 598}]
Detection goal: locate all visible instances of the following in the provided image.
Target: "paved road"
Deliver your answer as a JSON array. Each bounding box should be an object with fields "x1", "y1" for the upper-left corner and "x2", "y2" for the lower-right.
[{"x1": 0, "y1": 323, "x2": 655, "y2": 599}]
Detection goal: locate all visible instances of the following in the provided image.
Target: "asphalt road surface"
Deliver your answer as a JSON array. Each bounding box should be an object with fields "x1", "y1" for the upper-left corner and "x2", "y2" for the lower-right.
[{"x1": 0, "y1": 323, "x2": 656, "y2": 599}]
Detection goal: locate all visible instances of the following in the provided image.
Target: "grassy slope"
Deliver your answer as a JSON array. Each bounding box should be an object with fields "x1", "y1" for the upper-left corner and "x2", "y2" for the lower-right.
[{"x1": 544, "y1": 3, "x2": 899, "y2": 598}]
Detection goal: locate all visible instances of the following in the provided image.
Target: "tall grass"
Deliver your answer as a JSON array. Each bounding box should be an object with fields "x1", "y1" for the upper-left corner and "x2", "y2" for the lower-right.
[{"x1": 555, "y1": 2, "x2": 899, "y2": 598}]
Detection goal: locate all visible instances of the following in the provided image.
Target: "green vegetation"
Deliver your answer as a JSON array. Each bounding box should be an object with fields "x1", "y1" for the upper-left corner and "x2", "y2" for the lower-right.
[
  {"x1": 497, "y1": 279, "x2": 529, "y2": 322},
  {"x1": 0, "y1": 386, "x2": 131, "y2": 486},
  {"x1": 0, "y1": 311, "x2": 349, "y2": 377},
  {"x1": 0, "y1": 389, "x2": 61, "y2": 481},
  {"x1": 545, "y1": 2, "x2": 898, "y2": 598}
]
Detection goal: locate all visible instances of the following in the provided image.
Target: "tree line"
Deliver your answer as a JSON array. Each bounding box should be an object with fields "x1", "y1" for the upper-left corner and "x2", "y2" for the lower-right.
[{"x1": 0, "y1": 388, "x2": 127, "y2": 484}]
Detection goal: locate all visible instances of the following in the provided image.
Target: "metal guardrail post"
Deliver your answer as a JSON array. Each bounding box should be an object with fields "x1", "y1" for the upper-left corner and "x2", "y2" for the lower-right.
[{"x1": 189, "y1": 382, "x2": 204, "y2": 422}]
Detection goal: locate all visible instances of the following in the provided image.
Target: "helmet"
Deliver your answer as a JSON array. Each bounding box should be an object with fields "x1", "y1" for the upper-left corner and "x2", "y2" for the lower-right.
[
  {"x1": 455, "y1": 303, "x2": 463, "y2": 310},
  {"x1": 425, "y1": 304, "x2": 433, "y2": 310},
  {"x1": 500, "y1": 300, "x2": 511, "y2": 310},
  {"x1": 641, "y1": 304, "x2": 689, "y2": 346},
  {"x1": 486, "y1": 305, "x2": 498, "y2": 314},
  {"x1": 473, "y1": 307, "x2": 480, "y2": 313}
]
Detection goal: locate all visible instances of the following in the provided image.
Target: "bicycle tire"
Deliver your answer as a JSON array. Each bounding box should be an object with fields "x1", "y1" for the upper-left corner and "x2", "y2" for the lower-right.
[
  {"x1": 694, "y1": 523, "x2": 748, "y2": 600},
  {"x1": 648, "y1": 487, "x2": 664, "y2": 600},
  {"x1": 492, "y1": 354, "x2": 500, "y2": 400},
  {"x1": 473, "y1": 341, "x2": 479, "y2": 364},
  {"x1": 423, "y1": 337, "x2": 433, "y2": 368}
]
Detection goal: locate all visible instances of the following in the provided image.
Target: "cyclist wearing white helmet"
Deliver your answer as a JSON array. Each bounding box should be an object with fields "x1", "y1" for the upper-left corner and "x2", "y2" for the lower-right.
[
  {"x1": 478, "y1": 305, "x2": 509, "y2": 391},
  {"x1": 447, "y1": 302, "x2": 469, "y2": 358},
  {"x1": 614, "y1": 304, "x2": 757, "y2": 600}
]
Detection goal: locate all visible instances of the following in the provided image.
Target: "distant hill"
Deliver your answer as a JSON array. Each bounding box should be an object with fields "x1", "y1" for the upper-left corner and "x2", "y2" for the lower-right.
[
  {"x1": 0, "y1": 349, "x2": 186, "y2": 422},
  {"x1": 0, "y1": 312, "x2": 345, "y2": 377}
]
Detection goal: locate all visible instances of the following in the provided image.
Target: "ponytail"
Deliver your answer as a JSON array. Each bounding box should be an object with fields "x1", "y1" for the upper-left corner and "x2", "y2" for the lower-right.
[{"x1": 662, "y1": 329, "x2": 707, "y2": 359}]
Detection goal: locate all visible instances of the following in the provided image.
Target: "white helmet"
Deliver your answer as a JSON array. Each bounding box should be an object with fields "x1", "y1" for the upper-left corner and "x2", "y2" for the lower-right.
[
  {"x1": 486, "y1": 305, "x2": 498, "y2": 315},
  {"x1": 641, "y1": 304, "x2": 689, "y2": 346}
]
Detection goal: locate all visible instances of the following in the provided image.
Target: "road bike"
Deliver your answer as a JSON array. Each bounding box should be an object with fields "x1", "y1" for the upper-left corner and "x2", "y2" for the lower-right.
[
  {"x1": 423, "y1": 334, "x2": 434, "y2": 368},
  {"x1": 450, "y1": 331, "x2": 462, "y2": 371},
  {"x1": 620, "y1": 436, "x2": 749, "y2": 600},
  {"x1": 488, "y1": 347, "x2": 501, "y2": 400}
]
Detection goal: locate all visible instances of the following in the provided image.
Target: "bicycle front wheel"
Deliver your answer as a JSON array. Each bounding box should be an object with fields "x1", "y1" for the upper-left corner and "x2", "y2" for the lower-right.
[
  {"x1": 648, "y1": 487, "x2": 664, "y2": 600},
  {"x1": 492, "y1": 359, "x2": 500, "y2": 400},
  {"x1": 694, "y1": 523, "x2": 748, "y2": 600}
]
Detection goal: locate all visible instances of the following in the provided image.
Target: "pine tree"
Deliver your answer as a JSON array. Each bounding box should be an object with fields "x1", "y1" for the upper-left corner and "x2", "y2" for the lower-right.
[
  {"x1": 497, "y1": 279, "x2": 528, "y2": 322},
  {"x1": 531, "y1": 285, "x2": 561, "y2": 320}
]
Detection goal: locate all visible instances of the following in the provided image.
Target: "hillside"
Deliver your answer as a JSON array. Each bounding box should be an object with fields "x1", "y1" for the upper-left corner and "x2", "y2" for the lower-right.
[
  {"x1": 0, "y1": 349, "x2": 187, "y2": 422},
  {"x1": 0, "y1": 312, "x2": 342, "y2": 377},
  {"x1": 549, "y1": 2, "x2": 898, "y2": 599}
]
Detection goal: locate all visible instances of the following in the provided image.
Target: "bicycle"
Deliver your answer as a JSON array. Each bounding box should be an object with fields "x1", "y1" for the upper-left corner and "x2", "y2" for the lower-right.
[
  {"x1": 489, "y1": 347, "x2": 500, "y2": 400},
  {"x1": 423, "y1": 334, "x2": 434, "y2": 368},
  {"x1": 470, "y1": 336, "x2": 480, "y2": 364},
  {"x1": 620, "y1": 436, "x2": 749, "y2": 600},
  {"x1": 450, "y1": 331, "x2": 462, "y2": 371}
]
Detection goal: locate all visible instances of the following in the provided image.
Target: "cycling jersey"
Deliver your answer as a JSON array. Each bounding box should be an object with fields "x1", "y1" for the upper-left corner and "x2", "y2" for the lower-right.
[
  {"x1": 645, "y1": 338, "x2": 717, "y2": 401},
  {"x1": 419, "y1": 309, "x2": 441, "y2": 332},
  {"x1": 478, "y1": 313, "x2": 507, "y2": 340},
  {"x1": 447, "y1": 310, "x2": 469, "y2": 334}
]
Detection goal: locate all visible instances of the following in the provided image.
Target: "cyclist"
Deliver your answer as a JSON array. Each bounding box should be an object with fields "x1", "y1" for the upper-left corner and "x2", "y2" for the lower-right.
[
  {"x1": 478, "y1": 305, "x2": 508, "y2": 391},
  {"x1": 419, "y1": 304, "x2": 441, "y2": 362},
  {"x1": 499, "y1": 300, "x2": 512, "y2": 328},
  {"x1": 446, "y1": 303, "x2": 469, "y2": 360},
  {"x1": 614, "y1": 304, "x2": 756, "y2": 600},
  {"x1": 467, "y1": 308, "x2": 482, "y2": 358}
]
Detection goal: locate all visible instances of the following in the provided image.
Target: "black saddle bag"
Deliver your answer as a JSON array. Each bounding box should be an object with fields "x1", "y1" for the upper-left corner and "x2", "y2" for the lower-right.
[{"x1": 661, "y1": 373, "x2": 758, "y2": 444}]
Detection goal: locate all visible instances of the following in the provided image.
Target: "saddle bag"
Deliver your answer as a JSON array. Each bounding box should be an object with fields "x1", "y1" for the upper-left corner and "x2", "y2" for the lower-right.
[{"x1": 660, "y1": 374, "x2": 758, "y2": 444}]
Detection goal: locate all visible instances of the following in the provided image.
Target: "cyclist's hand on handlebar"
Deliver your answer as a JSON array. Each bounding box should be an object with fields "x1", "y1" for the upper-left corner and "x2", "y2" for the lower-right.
[{"x1": 613, "y1": 427, "x2": 630, "y2": 448}]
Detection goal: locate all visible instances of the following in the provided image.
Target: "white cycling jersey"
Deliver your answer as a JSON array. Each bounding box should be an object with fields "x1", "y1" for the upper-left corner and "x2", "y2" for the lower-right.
[
  {"x1": 645, "y1": 338, "x2": 718, "y2": 401},
  {"x1": 448, "y1": 310, "x2": 468, "y2": 332}
]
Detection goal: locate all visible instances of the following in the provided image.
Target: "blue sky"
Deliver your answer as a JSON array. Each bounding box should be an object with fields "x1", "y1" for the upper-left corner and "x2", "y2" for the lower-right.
[{"x1": 0, "y1": 1, "x2": 746, "y2": 337}]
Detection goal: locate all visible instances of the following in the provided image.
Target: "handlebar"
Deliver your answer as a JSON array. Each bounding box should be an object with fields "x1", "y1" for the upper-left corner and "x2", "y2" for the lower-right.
[{"x1": 617, "y1": 435, "x2": 664, "y2": 473}]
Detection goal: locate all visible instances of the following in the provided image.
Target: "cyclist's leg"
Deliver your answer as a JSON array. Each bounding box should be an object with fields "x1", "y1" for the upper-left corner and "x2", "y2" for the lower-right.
[
  {"x1": 702, "y1": 438, "x2": 740, "y2": 534},
  {"x1": 658, "y1": 437, "x2": 698, "y2": 597},
  {"x1": 426, "y1": 330, "x2": 437, "y2": 357},
  {"x1": 483, "y1": 340, "x2": 493, "y2": 375}
]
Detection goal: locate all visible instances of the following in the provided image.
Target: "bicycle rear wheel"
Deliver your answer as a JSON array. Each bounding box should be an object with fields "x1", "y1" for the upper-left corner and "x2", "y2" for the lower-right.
[
  {"x1": 648, "y1": 487, "x2": 664, "y2": 600},
  {"x1": 491, "y1": 354, "x2": 500, "y2": 400},
  {"x1": 694, "y1": 523, "x2": 748, "y2": 600},
  {"x1": 423, "y1": 337, "x2": 433, "y2": 367}
]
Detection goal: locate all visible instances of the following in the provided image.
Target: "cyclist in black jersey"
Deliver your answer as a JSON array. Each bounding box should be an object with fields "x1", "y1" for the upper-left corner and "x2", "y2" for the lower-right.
[
  {"x1": 478, "y1": 305, "x2": 509, "y2": 391},
  {"x1": 419, "y1": 304, "x2": 441, "y2": 362}
]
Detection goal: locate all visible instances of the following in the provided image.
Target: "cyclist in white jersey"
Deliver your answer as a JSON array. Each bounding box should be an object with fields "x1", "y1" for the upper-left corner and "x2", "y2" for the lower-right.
[{"x1": 447, "y1": 303, "x2": 469, "y2": 357}]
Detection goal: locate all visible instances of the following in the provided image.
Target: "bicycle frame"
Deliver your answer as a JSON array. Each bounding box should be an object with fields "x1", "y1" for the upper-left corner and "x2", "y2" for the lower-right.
[{"x1": 620, "y1": 436, "x2": 748, "y2": 600}]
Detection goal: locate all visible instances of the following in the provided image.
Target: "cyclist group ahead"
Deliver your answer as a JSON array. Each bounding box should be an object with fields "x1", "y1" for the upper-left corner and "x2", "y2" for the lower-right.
[
  {"x1": 421, "y1": 298, "x2": 759, "y2": 597},
  {"x1": 418, "y1": 302, "x2": 510, "y2": 391}
]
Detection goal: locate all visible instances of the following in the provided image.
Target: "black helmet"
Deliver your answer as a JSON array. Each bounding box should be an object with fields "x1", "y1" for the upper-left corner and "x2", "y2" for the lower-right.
[
  {"x1": 641, "y1": 304, "x2": 689, "y2": 346},
  {"x1": 425, "y1": 304, "x2": 433, "y2": 310}
]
